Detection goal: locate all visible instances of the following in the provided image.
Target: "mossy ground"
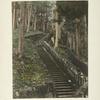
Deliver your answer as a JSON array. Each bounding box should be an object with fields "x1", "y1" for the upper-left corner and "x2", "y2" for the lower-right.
[{"x1": 13, "y1": 31, "x2": 49, "y2": 98}]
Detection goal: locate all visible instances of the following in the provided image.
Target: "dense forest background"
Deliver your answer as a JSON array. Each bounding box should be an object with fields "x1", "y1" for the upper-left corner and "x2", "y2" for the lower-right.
[
  {"x1": 12, "y1": 1, "x2": 88, "y2": 98},
  {"x1": 12, "y1": 1, "x2": 88, "y2": 62}
]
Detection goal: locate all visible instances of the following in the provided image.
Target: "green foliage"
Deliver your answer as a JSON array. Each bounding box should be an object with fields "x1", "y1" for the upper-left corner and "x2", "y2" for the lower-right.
[
  {"x1": 13, "y1": 29, "x2": 19, "y2": 48},
  {"x1": 13, "y1": 34, "x2": 47, "y2": 97},
  {"x1": 57, "y1": 1, "x2": 88, "y2": 19},
  {"x1": 55, "y1": 47, "x2": 66, "y2": 58}
]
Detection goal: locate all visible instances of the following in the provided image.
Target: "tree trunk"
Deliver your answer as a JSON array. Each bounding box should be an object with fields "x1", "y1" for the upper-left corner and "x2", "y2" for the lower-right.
[
  {"x1": 18, "y1": 3, "x2": 25, "y2": 57},
  {"x1": 70, "y1": 33, "x2": 73, "y2": 49},
  {"x1": 12, "y1": 2, "x2": 16, "y2": 32},
  {"x1": 84, "y1": 15, "x2": 87, "y2": 43},
  {"x1": 73, "y1": 33, "x2": 76, "y2": 52},
  {"x1": 55, "y1": 22, "x2": 59, "y2": 48},
  {"x1": 75, "y1": 23, "x2": 79, "y2": 56},
  {"x1": 43, "y1": 20, "x2": 45, "y2": 32},
  {"x1": 54, "y1": 9, "x2": 59, "y2": 48},
  {"x1": 24, "y1": 5, "x2": 28, "y2": 32},
  {"x1": 59, "y1": 19, "x2": 65, "y2": 40},
  {"x1": 83, "y1": 15, "x2": 88, "y2": 59},
  {"x1": 34, "y1": 15, "x2": 37, "y2": 31},
  {"x1": 26, "y1": 3, "x2": 32, "y2": 32}
]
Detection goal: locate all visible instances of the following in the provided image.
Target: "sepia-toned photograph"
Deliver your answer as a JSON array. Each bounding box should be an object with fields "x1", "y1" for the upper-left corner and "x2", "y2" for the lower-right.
[{"x1": 12, "y1": 0, "x2": 88, "y2": 98}]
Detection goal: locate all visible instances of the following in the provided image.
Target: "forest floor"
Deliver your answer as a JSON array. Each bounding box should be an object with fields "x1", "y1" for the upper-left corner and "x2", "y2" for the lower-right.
[{"x1": 13, "y1": 31, "x2": 53, "y2": 98}]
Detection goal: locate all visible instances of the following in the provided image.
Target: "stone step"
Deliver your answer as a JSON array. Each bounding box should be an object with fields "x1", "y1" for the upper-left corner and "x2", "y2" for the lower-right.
[
  {"x1": 52, "y1": 78, "x2": 63, "y2": 80},
  {"x1": 54, "y1": 80, "x2": 67, "y2": 82},
  {"x1": 57, "y1": 94, "x2": 73, "y2": 98},
  {"x1": 54, "y1": 86, "x2": 72, "y2": 89},
  {"x1": 54, "y1": 83, "x2": 71, "y2": 87},
  {"x1": 52, "y1": 75, "x2": 63, "y2": 77},
  {"x1": 53, "y1": 79, "x2": 66, "y2": 82},
  {"x1": 55, "y1": 81, "x2": 69, "y2": 84},
  {"x1": 54, "y1": 82, "x2": 68, "y2": 84},
  {"x1": 52, "y1": 75, "x2": 62, "y2": 77},
  {"x1": 56, "y1": 91, "x2": 74, "y2": 95},
  {"x1": 51, "y1": 73, "x2": 62, "y2": 75},
  {"x1": 56, "y1": 88, "x2": 73, "y2": 92}
]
